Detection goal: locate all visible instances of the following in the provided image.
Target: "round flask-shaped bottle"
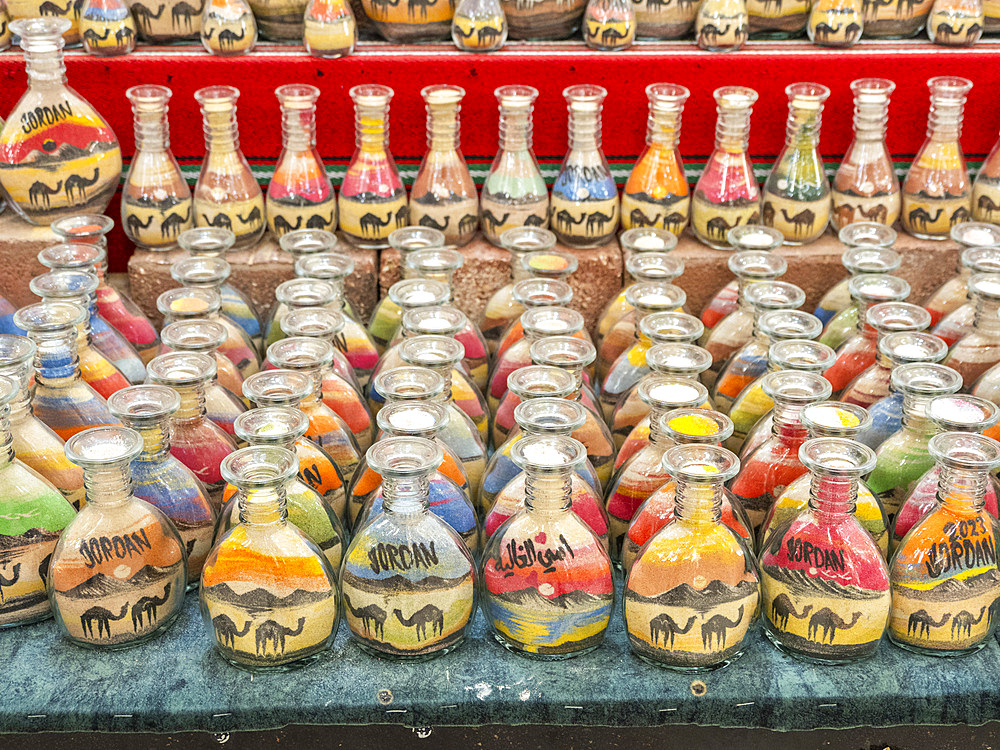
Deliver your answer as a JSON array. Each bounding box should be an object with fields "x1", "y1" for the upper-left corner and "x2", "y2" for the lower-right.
[
  {"x1": 495, "y1": 277, "x2": 576, "y2": 360},
  {"x1": 841, "y1": 331, "x2": 948, "y2": 410},
  {"x1": 926, "y1": 239, "x2": 1000, "y2": 330},
  {"x1": 171, "y1": 256, "x2": 262, "y2": 354},
  {"x1": 582, "y1": 0, "x2": 635, "y2": 48},
  {"x1": 492, "y1": 363, "x2": 577, "y2": 448},
  {"x1": 79, "y1": 0, "x2": 136, "y2": 55},
  {"x1": 973, "y1": 129, "x2": 1000, "y2": 222},
  {"x1": 815, "y1": 234, "x2": 900, "y2": 328},
  {"x1": 695, "y1": 0, "x2": 748, "y2": 49},
  {"x1": 304, "y1": 0, "x2": 357, "y2": 57},
  {"x1": 931, "y1": 249, "x2": 1000, "y2": 347},
  {"x1": 452, "y1": 0, "x2": 507, "y2": 50},
  {"x1": 200, "y1": 0, "x2": 257, "y2": 55},
  {"x1": 943, "y1": 273, "x2": 1000, "y2": 388},
  {"x1": 927, "y1": 0, "x2": 984, "y2": 43},
  {"x1": 807, "y1": 0, "x2": 863, "y2": 44}
]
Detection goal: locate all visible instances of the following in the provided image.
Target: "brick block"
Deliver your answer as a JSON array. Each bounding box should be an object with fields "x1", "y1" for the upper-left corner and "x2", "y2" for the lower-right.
[{"x1": 0, "y1": 213, "x2": 59, "y2": 308}]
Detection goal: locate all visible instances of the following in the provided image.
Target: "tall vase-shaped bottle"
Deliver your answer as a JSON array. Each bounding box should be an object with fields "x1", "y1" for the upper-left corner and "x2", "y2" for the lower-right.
[
  {"x1": 889, "y1": 433, "x2": 1000, "y2": 655},
  {"x1": 621, "y1": 84, "x2": 689, "y2": 235},
  {"x1": 582, "y1": 0, "x2": 635, "y2": 48},
  {"x1": 901, "y1": 77, "x2": 972, "y2": 240},
  {"x1": 452, "y1": 0, "x2": 506, "y2": 49},
  {"x1": 268, "y1": 85, "x2": 338, "y2": 239},
  {"x1": 832, "y1": 79, "x2": 900, "y2": 230},
  {"x1": 763, "y1": 83, "x2": 831, "y2": 246},
  {"x1": 927, "y1": 0, "x2": 984, "y2": 43},
  {"x1": 304, "y1": 0, "x2": 356, "y2": 57},
  {"x1": 49, "y1": 426, "x2": 186, "y2": 648},
  {"x1": 695, "y1": 0, "x2": 747, "y2": 49},
  {"x1": 814, "y1": 233, "x2": 900, "y2": 327},
  {"x1": 340, "y1": 85, "x2": 407, "y2": 249},
  {"x1": 80, "y1": 0, "x2": 136, "y2": 55},
  {"x1": 973, "y1": 129, "x2": 1000, "y2": 224},
  {"x1": 200, "y1": 0, "x2": 257, "y2": 54},
  {"x1": 193, "y1": 86, "x2": 264, "y2": 246},
  {"x1": 480, "y1": 86, "x2": 548, "y2": 245},
  {"x1": 201, "y1": 445, "x2": 339, "y2": 670},
  {"x1": 0, "y1": 19, "x2": 122, "y2": 225},
  {"x1": 551, "y1": 85, "x2": 619, "y2": 248}
]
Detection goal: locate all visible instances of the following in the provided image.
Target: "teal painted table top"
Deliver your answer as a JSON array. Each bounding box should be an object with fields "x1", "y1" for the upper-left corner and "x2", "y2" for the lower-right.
[{"x1": 2, "y1": 591, "x2": 997, "y2": 734}]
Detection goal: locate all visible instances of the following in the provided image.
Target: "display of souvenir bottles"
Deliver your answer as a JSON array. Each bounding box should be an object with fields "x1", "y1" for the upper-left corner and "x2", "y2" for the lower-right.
[
  {"x1": 974, "y1": 121, "x2": 1000, "y2": 221},
  {"x1": 367, "y1": 278, "x2": 450, "y2": 355},
  {"x1": 49, "y1": 426, "x2": 186, "y2": 648},
  {"x1": 807, "y1": 0, "x2": 862, "y2": 45},
  {"x1": 107, "y1": 385, "x2": 216, "y2": 588},
  {"x1": 193, "y1": 86, "x2": 264, "y2": 246},
  {"x1": 890, "y1": 395, "x2": 999, "y2": 553},
  {"x1": 480, "y1": 87, "x2": 548, "y2": 243},
  {"x1": 925, "y1": 233, "x2": 1000, "y2": 328},
  {"x1": 201, "y1": 445, "x2": 339, "y2": 670},
  {"x1": 728, "y1": 371, "x2": 832, "y2": 531},
  {"x1": 482, "y1": 435, "x2": 613, "y2": 658},
  {"x1": 942, "y1": 274, "x2": 1000, "y2": 388},
  {"x1": 157, "y1": 287, "x2": 261, "y2": 380},
  {"x1": 200, "y1": 0, "x2": 257, "y2": 55},
  {"x1": 550, "y1": 85, "x2": 619, "y2": 248},
  {"x1": 695, "y1": 0, "x2": 747, "y2": 50},
  {"x1": 0, "y1": 373, "x2": 76, "y2": 627},
  {"x1": 12, "y1": 302, "x2": 119, "y2": 441},
  {"x1": 342, "y1": 437, "x2": 476, "y2": 660},
  {"x1": 814, "y1": 230, "x2": 900, "y2": 328},
  {"x1": 901, "y1": 77, "x2": 973, "y2": 240},
  {"x1": 146, "y1": 351, "x2": 237, "y2": 509},
  {"x1": 171, "y1": 257, "x2": 262, "y2": 355},
  {"x1": 760, "y1": 437, "x2": 889, "y2": 662},
  {"x1": 692, "y1": 90, "x2": 762, "y2": 249},
  {"x1": 339, "y1": 85, "x2": 408, "y2": 248},
  {"x1": 933, "y1": 251, "x2": 1000, "y2": 347},
  {"x1": 762, "y1": 84, "x2": 831, "y2": 246},
  {"x1": 625, "y1": 443, "x2": 758, "y2": 670},
  {"x1": 495, "y1": 278, "x2": 575, "y2": 359},
  {"x1": 831, "y1": 80, "x2": 900, "y2": 228},
  {"x1": 597, "y1": 244, "x2": 682, "y2": 352},
  {"x1": 79, "y1": 0, "x2": 135, "y2": 55},
  {"x1": 747, "y1": 0, "x2": 807, "y2": 35},
  {"x1": 409, "y1": 86, "x2": 478, "y2": 246},
  {"x1": 266, "y1": 84, "x2": 338, "y2": 238},
  {"x1": 452, "y1": 0, "x2": 507, "y2": 50},
  {"x1": 582, "y1": 0, "x2": 634, "y2": 48},
  {"x1": 927, "y1": 0, "x2": 984, "y2": 43},
  {"x1": 889, "y1": 432, "x2": 1000, "y2": 656},
  {"x1": 0, "y1": 18, "x2": 122, "y2": 225},
  {"x1": 841, "y1": 331, "x2": 948, "y2": 411}
]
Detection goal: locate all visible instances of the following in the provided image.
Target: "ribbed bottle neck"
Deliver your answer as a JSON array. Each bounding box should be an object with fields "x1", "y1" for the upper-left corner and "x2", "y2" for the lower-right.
[
  {"x1": 381, "y1": 474, "x2": 431, "y2": 514},
  {"x1": 133, "y1": 101, "x2": 169, "y2": 153},
  {"x1": 23, "y1": 40, "x2": 67, "y2": 86},
  {"x1": 524, "y1": 469, "x2": 573, "y2": 513},
  {"x1": 173, "y1": 382, "x2": 208, "y2": 421},
  {"x1": 498, "y1": 102, "x2": 532, "y2": 152},
  {"x1": 972, "y1": 297, "x2": 1000, "y2": 334},
  {"x1": 281, "y1": 99, "x2": 316, "y2": 152},
  {"x1": 355, "y1": 100, "x2": 390, "y2": 153},
  {"x1": 715, "y1": 104, "x2": 752, "y2": 153},
  {"x1": 81, "y1": 463, "x2": 133, "y2": 507},
  {"x1": 202, "y1": 102, "x2": 240, "y2": 154},
  {"x1": 32, "y1": 329, "x2": 81, "y2": 384},
  {"x1": 567, "y1": 103, "x2": 601, "y2": 152},
  {"x1": 238, "y1": 486, "x2": 289, "y2": 525},
  {"x1": 937, "y1": 464, "x2": 989, "y2": 514},
  {"x1": 807, "y1": 473, "x2": 857, "y2": 521},
  {"x1": 673, "y1": 481, "x2": 721, "y2": 527},
  {"x1": 852, "y1": 93, "x2": 889, "y2": 143},
  {"x1": 785, "y1": 102, "x2": 823, "y2": 148}
]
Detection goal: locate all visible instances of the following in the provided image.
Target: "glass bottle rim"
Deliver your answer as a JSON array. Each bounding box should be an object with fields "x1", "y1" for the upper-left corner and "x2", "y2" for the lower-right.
[
  {"x1": 530, "y1": 335, "x2": 595, "y2": 369},
  {"x1": 928, "y1": 432, "x2": 1000, "y2": 472},
  {"x1": 65, "y1": 426, "x2": 143, "y2": 468},
  {"x1": 800, "y1": 401, "x2": 872, "y2": 436},
  {"x1": 768, "y1": 339, "x2": 837, "y2": 371},
  {"x1": 646, "y1": 82, "x2": 691, "y2": 108},
  {"x1": 758, "y1": 310, "x2": 822, "y2": 340},
  {"x1": 295, "y1": 252, "x2": 354, "y2": 281},
  {"x1": 388, "y1": 226, "x2": 445, "y2": 252},
  {"x1": 399, "y1": 335, "x2": 465, "y2": 369},
  {"x1": 221, "y1": 445, "x2": 298, "y2": 489},
  {"x1": 373, "y1": 366, "x2": 446, "y2": 401},
  {"x1": 243, "y1": 369, "x2": 312, "y2": 405},
  {"x1": 785, "y1": 82, "x2": 831, "y2": 104},
  {"x1": 662, "y1": 408, "x2": 734, "y2": 444},
  {"x1": 952, "y1": 222, "x2": 1000, "y2": 249},
  {"x1": 405, "y1": 248, "x2": 464, "y2": 275},
  {"x1": 147, "y1": 351, "x2": 216, "y2": 386},
  {"x1": 799, "y1": 436, "x2": 876, "y2": 477},
  {"x1": 837, "y1": 222, "x2": 897, "y2": 249},
  {"x1": 366, "y1": 436, "x2": 443, "y2": 478},
  {"x1": 624, "y1": 252, "x2": 684, "y2": 282},
  {"x1": 713, "y1": 86, "x2": 759, "y2": 109},
  {"x1": 161, "y1": 319, "x2": 228, "y2": 352},
  {"x1": 51, "y1": 215, "x2": 115, "y2": 242},
  {"x1": 234, "y1": 406, "x2": 309, "y2": 445},
  {"x1": 0, "y1": 334, "x2": 36, "y2": 367},
  {"x1": 878, "y1": 331, "x2": 948, "y2": 365},
  {"x1": 126, "y1": 84, "x2": 172, "y2": 106},
  {"x1": 624, "y1": 281, "x2": 686, "y2": 313},
  {"x1": 563, "y1": 84, "x2": 607, "y2": 105},
  {"x1": 514, "y1": 397, "x2": 587, "y2": 433},
  {"x1": 520, "y1": 307, "x2": 584, "y2": 336},
  {"x1": 387, "y1": 278, "x2": 450, "y2": 307},
  {"x1": 275, "y1": 83, "x2": 320, "y2": 104},
  {"x1": 267, "y1": 336, "x2": 335, "y2": 371},
  {"x1": 421, "y1": 83, "x2": 466, "y2": 104},
  {"x1": 13, "y1": 300, "x2": 87, "y2": 333},
  {"x1": 157, "y1": 287, "x2": 221, "y2": 317},
  {"x1": 640, "y1": 311, "x2": 704, "y2": 343},
  {"x1": 865, "y1": 302, "x2": 931, "y2": 332},
  {"x1": 506, "y1": 365, "x2": 576, "y2": 400},
  {"x1": 620, "y1": 228, "x2": 679, "y2": 255},
  {"x1": 761, "y1": 370, "x2": 833, "y2": 404},
  {"x1": 275, "y1": 278, "x2": 336, "y2": 307},
  {"x1": 662, "y1": 444, "x2": 740, "y2": 484},
  {"x1": 500, "y1": 226, "x2": 557, "y2": 254},
  {"x1": 637, "y1": 375, "x2": 708, "y2": 410},
  {"x1": 495, "y1": 84, "x2": 539, "y2": 105},
  {"x1": 280, "y1": 307, "x2": 345, "y2": 338},
  {"x1": 512, "y1": 278, "x2": 573, "y2": 307},
  {"x1": 178, "y1": 227, "x2": 236, "y2": 255},
  {"x1": 849, "y1": 77, "x2": 896, "y2": 98},
  {"x1": 841, "y1": 246, "x2": 901, "y2": 275},
  {"x1": 890, "y1": 363, "x2": 963, "y2": 395},
  {"x1": 728, "y1": 250, "x2": 787, "y2": 279},
  {"x1": 401, "y1": 306, "x2": 466, "y2": 337},
  {"x1": 848, "y1": 273, "x2": 909, "y2": 303},
  {"x1": 376, "y1": 401, "x2": 448, "y2": 436},
  {"x1": 927, "y1": 395, "x2": 1000, "y2": 432},
  {"x1": 968, "y1": 273, "x2": 1000, "y2": 301},
  {"x1": 350, "y1": 84, "x2": 394, "y2": 105},
  {"x1": 195, "y1": 85, "x2": 240, "y2": 107},
  {"x1": 646, "y1": 343, "x2": 713, "y2": 374},
  {"x1": 744, "y1": 281, "x2": 806, "y2": 312},
  {"x1": 963, "y1": 247, "x2": 1000, "y2": 273},
  {"x1": 30, "y1": 270, "x2": 98, "y2": 300},
  {"x1": 171, "y1": 256, "x2": 231, "y2": 286},
  {"x1": 727, "y1": 225, "x2": 783, "y2": 252},
  {"x1": 926, "y1": 76, "x2": 973, "y2": 98},
  {"x1": 38, "y1": 242, "x2": 104, "y2": 271},
  {"x1": 279, "y1": 229, "x2": 338, "y2": 257},
  {"x1": 511, "y1": 434, "x2": 586, "y2": 472},
  {"x1": 108, "y1": 384, "x2": 181, "y2": 423},
  {"x1": 11, "y1": 17, "x2": 72, "y2": 43}
]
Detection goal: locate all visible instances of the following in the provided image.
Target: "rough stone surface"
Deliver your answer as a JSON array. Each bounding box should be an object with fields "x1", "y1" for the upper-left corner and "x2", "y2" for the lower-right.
[{"x1": 0, "y1": 214, "x2": 59, "y2": 307}]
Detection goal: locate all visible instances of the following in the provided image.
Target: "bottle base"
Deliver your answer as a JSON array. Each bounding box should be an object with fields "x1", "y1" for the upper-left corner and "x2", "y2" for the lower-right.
[
  {"x1": 888, "y1": 633, "x2": 987, "y2": 658},
  {"x1": 62, "y1": 612, "x2": 182, "y2": 651},
  {"x1": 0, "y1": 610, "x2": 53, "y2": 629},
  {"x1": 491, "y1": 631, "x2": 600, "y2": 660},
  {"x1": 632, "y1": 649, "x2": 744, "y2": 672},
  {"x1": 356, "y1": 636, "x2": 467, "y2": 662},
  {"x1": 763, "y1": 627, "x2": 876, "y2": 665},
  {"x1": 218, "y1": 648, "x2": 328, "y2": 673}
]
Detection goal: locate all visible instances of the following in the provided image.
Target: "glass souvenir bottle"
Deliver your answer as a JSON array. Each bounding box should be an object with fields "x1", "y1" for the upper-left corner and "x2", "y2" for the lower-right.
[
  {"x1": 807, "y1": 0, "x2": 862, "y2": 45},
  {"x1": 760, "y1": 437, "x2": 889, "y2": 663},
  {"x1": 831, "y1": 80, "x2": 900, "y2": 230},
  {"x1": 625, "y1": 443, "x2": 758, "y2": 670},
  {"x1": 0, "y1": 2, "x2": 9, "y2": 50},
  {"x1": 889, "y1": 432, "x2": 1000, "y2": 656},
  {"x1": 201, "y1": 445, "x2": 339, "y2": 671},
  {"x1": 925, "y1": 239, "x2": 1000, "y2": 329},
  {"x1": 80, "y1": 0, "x2": 136, "y2": 55},
  {"x1": 814, "y1": 232, "x2": 900, "y2": 328},
  {"x1": 158, "y1": 287, "x2": 261, "y2": 380},
  {"x1": 0, "y1": 18, "x2": 122, "y2": 225},
  {"x1": 820, "y1": 272, "x2": 911, "y2": 354},
  {"x1": 841, "y1": 331, "x2": 948, "y2": 411},
  {"x1": 267, "y1": 85, "x2": 338, "y2": 239},
  {"x1": 267, "y1": 278, "x2": 340, "y2": 353},
  {"x1": 695, "y1": 0, "x2": 747, "y2": 50},
  {"x1": 146, "y1": 351, "x2": 237, "y2": 510},
  {"x1": 279, "y1": 307, "x2": 363, "y2": 397},
  {"x1": 582, "y1": 0, "x2": 635, "y2": 48},
  {"x1": 389, "y1": 226, "x2": 447, "y2": 280},
  {"x1": 193, "y1": 86, "x2": 264, "y2": 247},
  {"x1": 13, "y1": 302, "x2": 119, "y2": 441},
  {"x1": 49, "y1": 425, "x2": 186, "y2": 648},
  {"x1": 341, "y1": 437, "x2": 476, "y2": 660},
  {"x1": 280, "y1": 228, "x2": 341, "y2": 282},
  {"x1": 452, "y1": 0, "x2": 507, "y2": 49},
  {"x1": 107, "y1": 385, "x2": 216, "y2": 588},
  {"x1": 0, "y1": 373, "x2": 76, "y2": 627},
  {"x1": 762, "y1": 83, "x2": 831, "y2": 246},
  {"x1": 482, "y1": 434, "x2": 614, "y2": 658},
  {"x1": 200, "y1": 0, "x2": 257, "y2": 55},
  {"x1": 495, "y1": 277, "x2": 576, "y2": 360},
  {"x1": 531, "y1": 332, "x2": 601, "y2": 411},
  {"x1": 931, "y1": 250, "x2": 1000, "y2": 347},
  {"x1": 728, "y1": 371, "x2": 832, "y2": 532},
  {"x1": 480, "y1": 86, "x2": 548, "y2": 244},
  {"x1": 943, "y1": 273, "x2": 1000, "y2": 388},
  {"x1": 974, "y1": 126, "x2": 1000, "y2": 223},
  {"x1": 927, "y1": 0, "x2": 984, "y2": 43},
  {"x1": 304, "y1": 0, "x2": 357, "y2": 57},
  {"x1": 692, "y1": 89, "x2": 761, "y2": 249},
  {"x1": 597, "y1": 247, "x2": 683, "y2": 353},
  {"x1": 367, "y1": 278, "x2": 450, "y2": 355},
  {"x1": 746, "y1": 0, "x2": 808, "y2": 34},
  {"x1": 550, "y1": 85, "x2": 619, "y2": 248},
  {"x1": 339, "y1": 85, "x2": 408, "y2": 249},
  {"x1": 171, "y1": 255, "x2": 262, "y2": 354},
  {"x1": 901, "y1": 77, "x2": 973, "y2": 240},
  {"x1": 890, "y1": 395, "x2": 1000, "y2": 553}
]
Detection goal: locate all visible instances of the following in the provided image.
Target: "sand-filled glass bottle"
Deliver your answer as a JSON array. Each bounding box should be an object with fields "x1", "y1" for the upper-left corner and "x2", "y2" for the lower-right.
[
  {"x1": 49, "y1": 425, "x2": 186, "y2": 648},
  {"x1": 931, "y1": 248, "x2": 1000, "y2": 347},
  {"x1": 279, "y1": 306, "x2": 363, "y2": 397},
  {"x1": 807, "y1": 0, "x2": 863, "y2": 45},
  {"x1": 304, "y1": 0, "x2": 357, "y2": 57},
  {"x1": 200, "y1": 0, "x2": 257, "y2": 55},
  {"x1": 491, "y1": 364, "x2": 576, "y2": 448},
  {"x1": 814, "y1": 231, "x2": 899, "y2": 328},
  {"x1": 0, "y1": 18, "x2": 122, "y2": 225},
  {"x1": 268, "y1": 279, "x2": 340, "y2": 353},
  {"x1": 841, "y1": 330, "x2": 947, "y2": 411},
  {"x1": 390, "y1": 226, "x2": 446, "y2": 281},
  {"x1": 973, "y1": 128, "x2": 1000, "y2": 223},
  {"x1": 171, "y1": 255, "x2": 262, "y2": 354},
  {"x1": 925, "y1": 236, "x2": 1000, "y2": 330},
  {"x1": 820, "y1": 272, "x2": 911, "y2": 353},
  {"x1": 901, "y1": 77, "x2": 973, "y2": 240},
  {"x1": 494, "y1": 277, "x2": 577, "y2": 362},
  {"x1": 452, "y1": 0, "x2": 507, "y2": 50},
  {"x1": 927, "y1": 0, "x2": 984, "y2": 43},
  {"x1": 201, "y1": 445, "x2": 339, "y2": 671},
  {"x1": 582, "y1": 0, "x2": 635, "y2": 48},
  {"x1": 480, "y1": 87, "x2": 548, "y2": 244},
  {"x1": 695, "y1": 0, "x2": 747, "y2": 49},
  {"x1": 943, "y1": 273, "x2": 1000, "y2": 388},
  {"x1": 367, "y1": 279, "x2": 450, "y2": 355}
]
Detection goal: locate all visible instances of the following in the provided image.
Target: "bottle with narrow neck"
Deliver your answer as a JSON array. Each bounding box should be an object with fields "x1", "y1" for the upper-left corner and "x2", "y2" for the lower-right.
[
  {"x1": 339, "y1": 85, "x2": 407, "y2": 249},
  {"x1": 931, "y1": 248, "x2": 1000, "y2": 347},
  {"x1": 0, "y1": 373, "x2": 76, "y2": 627},
  {"x1": 280, "y1": 306, "x2": 363, "y2": 397},
  {"x1": 695, "y1": 0, "x2": 747, "y2": 49},
  {"x1": 491, "y1": 363, "x2": 578, "y2": 448},
  {"x1": 202, "y1": 444, "x2": 339, "y2": 671},
  {"x1": 926, "y1": 231, "x2": 1000, "y2": 327},
  {"x1": 391, "y1": 227, "x2": 446, "y2": 280},
  {"x1": 342, "y1": 436, "x2": 477, "y2": 660},
  {"x1": 482, "y1": 434, "x2": 613, "y2": 659},
  {"x1": 841, "y1": 331, "x2": 948, "y2": 410},
  {"x1": 146, "y1": 351, "x2": 237, "y2": 510},
  {"x1": 529, "y1": 333, "x2": 602, "y2": 416},
  {"x1": 807, "y1": 0, "x2": 862, "y2": 45},
  {"x1": 583, "y1": 0, "x2": 635, "y2": 48},
  {"x1": 495, "y1": 277, "x2": 576, "y2": 359},
  {"x1": 0, "y1": 18, "x2": 122, "y2": 225},
  {"x1": 815, "y1": 230, "x2": 900, "y2": 327},
  {"x1": 973, "y1": 124, "x2": 1000, "y2": 222},
  {"x1": 80, "y1": 0, "x2": 134, "y2": 61},
  {"x1": 692, "y1": 88, "x2": 761, "y2": 249},
  {"x1": 551, "y1": 85, "x2": 619, "y2": 248},
  {"x1": 288, "y1": 236, "x2": 360, "y2": 320},
  {"x1": 761, "y1": 436, "x2": 889, "y2": 663},
  {"x1": 820, "y1": 272, "x2": 910, "y2": 354},
  {"x1": 452, "y1": 0, "x2": 507, "y2": 49},
  {"x1": 368, "y1": 278, "x2": 451, "y2": 356},
  {"x1": 108, "y1": 385, "x2": 216, "y2": 588},
  {"x1": 267, "y1": 85, "x2": 338, "y2": 239},
  {"x1": 304, "y1": 0, "x2": 357, "y2": 57},
  {"x1": 193, "y1": 86, "x2": 264, "y2": 248},
  {"x1": 49, "y1": 425, "x2": 186, "y2": 648},
  {"x1": 200, "y1": 0, "x2": 257, "y2": 55},
  {"x1": 763, "y1": 83, "x2": 831, "y2": 246},
  {"x1": 481, "y1": 87, "x2": 548, "y2": 245},
  {"x1": 13, "y1": 301, "x2": 119, "y2": 440},
  {"x1": 943, "y1": 273, "x2": 1000, "y2": 388},
  {"x1": 902, "y1": 77, "x2": 973, "y2": 240},
  {"x1": 171, "y1": 256, "x2": 261, "y2": 355},
  {"x1": 927, "y1": 0, "x2": 984, "y2": 43},
  {"x1": 729, "y1": 370, "x2": 832, "y2": 531},
  {"x1": 269, "y1": 276, "x2": 339, "y2": 353},
  {"x1": 889, "y1": 432, "x2": 1000, "y2": 656},
  {"x1": 626, "y1": 443, "x2": 758, "y2": 670}
]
